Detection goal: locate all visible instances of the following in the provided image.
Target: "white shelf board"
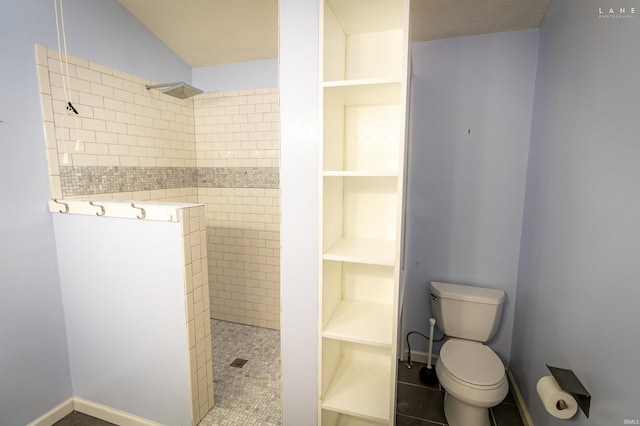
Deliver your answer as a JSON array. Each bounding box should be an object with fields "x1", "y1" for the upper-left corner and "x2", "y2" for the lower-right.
[
  {"x1": 322, "y1": 357, "x2": 391, "y2": 422},
  {"x1": 324, "y1": 81, "x2": 401, "y2": 105},
  {"x1": 323, "y1": 239, "x2": 395, "y2": 266},
  {"x1": 323, "y1": 300, "x2": 393, "y2": 347},
  {"x1": 323, "y1": 78, "x2": 400, "y2": 88},
  {"x1": 323, "y1": 171, "x2": 398, "y2": 177}
]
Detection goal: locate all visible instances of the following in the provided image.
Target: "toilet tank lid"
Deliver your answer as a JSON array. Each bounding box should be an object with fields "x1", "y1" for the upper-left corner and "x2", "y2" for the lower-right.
[{"x1": 430, "y1": 281, "x2": 505, "y2": 305}]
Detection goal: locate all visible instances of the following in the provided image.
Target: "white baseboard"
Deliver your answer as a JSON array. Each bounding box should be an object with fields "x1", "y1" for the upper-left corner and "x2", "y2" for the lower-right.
[
  {"x1": 25, "y1": 396, "x2": 170, "y2": 426},
  {"x1": 26, "y1": 398, "x2": 74, "y2": 426},
  {"x1": 506, "y1": 369, "x2": 534, "y2": 426},
  {"x1": 402, "y1": 348, "x2": 438, "y2": 365},
  {"x1": 74, "y1": 398, "x2": 163, "y2": 426}
]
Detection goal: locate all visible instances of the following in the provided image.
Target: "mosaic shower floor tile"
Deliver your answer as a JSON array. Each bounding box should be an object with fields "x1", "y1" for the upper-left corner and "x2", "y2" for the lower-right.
[{"x1": 198, "y1": 319, "x2": 282, "y2": 426}]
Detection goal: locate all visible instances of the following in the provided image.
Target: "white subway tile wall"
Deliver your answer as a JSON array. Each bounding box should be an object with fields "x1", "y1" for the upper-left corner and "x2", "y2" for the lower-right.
[
  {"x1": 37, "y1": 46, "x2": 196, "y2": 197},
  {"x1": 193, "y1": 90, "x2": 280, "y2": 168},
  {"x1": 36, "y1": 45, "x2": 281, "y2": 330},
  {"x1": 195, "y1": 91, "x2": 280, "y2": 329},
  {"x1": 83, "y1": 187, "x2": 199, "y2": 203},
  {"x1": 181, "y1": 205, "x2": 214, "y2": 424},
  {"x1": 199, "y1": 188, "x2": 281, "y2": 330}
]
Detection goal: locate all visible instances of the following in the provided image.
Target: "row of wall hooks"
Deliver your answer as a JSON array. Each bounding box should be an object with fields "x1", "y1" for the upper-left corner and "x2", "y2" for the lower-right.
[
  {"x1": 52, "y1": 199, "x2": 146, "y2": 219},
  {"x1": 48, "y1": 199, "x2": 188, "y2": 222}
]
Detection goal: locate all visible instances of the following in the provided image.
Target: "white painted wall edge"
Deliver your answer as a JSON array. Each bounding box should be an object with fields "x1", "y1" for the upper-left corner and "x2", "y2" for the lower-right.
[{"x1": 26, "y1": 397, "x2": 164, "y2": 426}]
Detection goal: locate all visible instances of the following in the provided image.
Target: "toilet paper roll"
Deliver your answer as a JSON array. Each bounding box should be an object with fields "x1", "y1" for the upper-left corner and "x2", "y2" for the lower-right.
[{"x1": 536, "y1": 376, "x2": 578, "y2": 419}]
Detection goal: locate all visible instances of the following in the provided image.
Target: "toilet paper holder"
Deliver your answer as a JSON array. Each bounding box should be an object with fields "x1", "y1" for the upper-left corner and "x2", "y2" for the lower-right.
[{"x1": 546, "y1": 364, "x2": 591, "y2": 418}]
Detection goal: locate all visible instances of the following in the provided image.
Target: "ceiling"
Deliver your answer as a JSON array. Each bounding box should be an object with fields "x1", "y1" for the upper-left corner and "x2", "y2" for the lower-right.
[
  {"x1": 118, "y1": 0, "x2": 551, "y2": 68},
  {"x1": 117, "y1": 0, "x2": 278, "y2": 67}
]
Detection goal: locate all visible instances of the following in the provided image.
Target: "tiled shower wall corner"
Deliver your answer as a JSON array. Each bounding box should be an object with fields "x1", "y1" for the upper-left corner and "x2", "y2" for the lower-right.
[
  {"x1": 36, "y1": 45, "x2": 281, "y2": 330},
  {"x1": 181, "y1": 205, "x2": 214, "y2": 424},
  {"x1": 195, "y1": 91, "x2": 280, "y2": 329},
  {"x1": 35, "y1": 45, "x2": 196, "y2": 200},
  {"x1": 198, "y1": 188, "x2": 280, "y2": 329}
]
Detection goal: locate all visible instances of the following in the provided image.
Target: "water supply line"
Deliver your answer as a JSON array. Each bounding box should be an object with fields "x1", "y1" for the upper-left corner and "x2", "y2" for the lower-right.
[{"x1": 404, "y1": 318, "x2": 445, "y2": 369}]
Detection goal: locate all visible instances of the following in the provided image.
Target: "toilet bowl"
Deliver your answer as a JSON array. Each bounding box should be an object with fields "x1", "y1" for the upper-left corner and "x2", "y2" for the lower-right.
[
  {"x1": 429, "y1": 281, "x2": 508, "y2": 426},
  {"x1": 436, "y1": 339, "x2": 508, "y2": 426}
]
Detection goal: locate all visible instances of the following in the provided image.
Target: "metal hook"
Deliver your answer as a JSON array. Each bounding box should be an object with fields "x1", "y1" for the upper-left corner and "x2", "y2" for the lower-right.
[
  {"x1": 52, "y1": 198, "x2": 69, "y2": 213},
  {"x1": 89, "y1": 201, "x2": 105, "y2": 216},
  {"x1": 131, "y1": 203, "x2": 146, "y2": 219}
]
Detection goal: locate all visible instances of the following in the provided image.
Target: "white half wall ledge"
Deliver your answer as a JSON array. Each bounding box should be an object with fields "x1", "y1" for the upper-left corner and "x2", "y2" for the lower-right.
[
  {"x1": 48, "y1": 199, "x2": 203, "y2": 222},
  {"x1": 25, "y1": 398, "x2": 164, "y2": 426}
]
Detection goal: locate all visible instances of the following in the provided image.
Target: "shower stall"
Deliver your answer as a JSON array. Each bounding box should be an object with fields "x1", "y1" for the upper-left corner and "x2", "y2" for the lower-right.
[{"x1": 37, "y1": 43, "x2": 282, "y2": 425}]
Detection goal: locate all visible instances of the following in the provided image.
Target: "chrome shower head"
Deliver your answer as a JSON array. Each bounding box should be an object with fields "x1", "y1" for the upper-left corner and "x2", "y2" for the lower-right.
[{"x1": 145, "y1": 82, "x2": 203, "y2": 99}]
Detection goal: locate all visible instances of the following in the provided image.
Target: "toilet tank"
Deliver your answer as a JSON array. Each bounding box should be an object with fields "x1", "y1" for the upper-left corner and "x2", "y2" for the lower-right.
[{"x1": 430, "y1": 281, "x2": 505, "y2": 342}]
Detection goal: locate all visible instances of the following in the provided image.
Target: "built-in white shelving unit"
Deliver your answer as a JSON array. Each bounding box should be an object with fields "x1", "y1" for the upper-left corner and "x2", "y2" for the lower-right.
[{"x1": 319, "y1": 1, "x2": 410, "y2": 425}]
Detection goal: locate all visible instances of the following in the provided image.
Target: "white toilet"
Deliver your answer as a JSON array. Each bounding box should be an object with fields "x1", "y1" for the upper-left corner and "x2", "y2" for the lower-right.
[{"x1": 430, "y1": 281, "x2": 509, "y2": 426}]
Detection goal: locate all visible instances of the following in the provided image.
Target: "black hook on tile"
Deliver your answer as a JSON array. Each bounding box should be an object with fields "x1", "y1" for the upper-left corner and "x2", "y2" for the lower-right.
[{"x1": 66, "y1": 102, "x2": 79, "y2": 115}]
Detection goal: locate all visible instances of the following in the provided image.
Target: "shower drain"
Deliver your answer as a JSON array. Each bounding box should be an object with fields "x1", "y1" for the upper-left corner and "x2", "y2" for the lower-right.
[{"x1": 230, "y1": 358, "x2": 248, "y2": 368}]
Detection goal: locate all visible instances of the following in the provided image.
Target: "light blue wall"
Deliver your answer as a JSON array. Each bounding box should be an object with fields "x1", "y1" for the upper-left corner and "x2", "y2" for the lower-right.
[
  {"x1": 61, "y1": 0, "x2": 191, "y2": 84},
  {"x1": 0, "y1": 1, "x2": 189, "y2": 425},
  {"x1": 193, "y1": 59, "x2": 278, "y2": 92},
  {"x1": 511, "y1": 0, "x2": 640, "y2": 424},
  {"x1": 54, "y1": 214, "x2": 191, "y2": 426},
  {"x1": 404, "y1": 29, "x2": 539, "y2": 363}
]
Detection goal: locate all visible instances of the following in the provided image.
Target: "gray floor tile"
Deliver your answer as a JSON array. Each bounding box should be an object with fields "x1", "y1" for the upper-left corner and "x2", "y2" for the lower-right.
[
  {"x1": 397, "y1": 358, "x2": 526, "y2": 426},
  {"x1": 397, "y1": 413, "x2": 447, "y2": 425},
  {"x1": 491, "y1": 402, "x2": 525, "y2": 426},
  {"x1": 396, "y1": 382, "x2": 447, "y2": 424},
  {"x1": 397, "y1": 360, "x2": 441, "y2": 390},
  {"x1": 53, "y1": 412, "x2": 116, "y2": 426}
]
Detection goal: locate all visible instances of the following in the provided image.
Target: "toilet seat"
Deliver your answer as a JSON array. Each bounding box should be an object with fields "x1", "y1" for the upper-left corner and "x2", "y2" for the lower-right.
[
  {"x1": 435, "y1": 340, "x2": 509, "y2": 411},
  {"x1": 439, "y1": 339, "x2": 505, "y2": 387}
]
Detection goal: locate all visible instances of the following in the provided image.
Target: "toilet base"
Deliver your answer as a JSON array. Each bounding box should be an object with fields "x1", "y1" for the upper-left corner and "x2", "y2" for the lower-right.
[{"x1": 443, "y1": 392, "x2": 491, "y2": 426}]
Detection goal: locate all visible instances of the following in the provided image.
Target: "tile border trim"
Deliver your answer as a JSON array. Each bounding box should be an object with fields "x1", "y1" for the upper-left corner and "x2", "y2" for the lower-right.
[{"x1": 60, "y1": 166, "x2": 279, "y2": 196}]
